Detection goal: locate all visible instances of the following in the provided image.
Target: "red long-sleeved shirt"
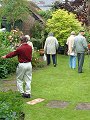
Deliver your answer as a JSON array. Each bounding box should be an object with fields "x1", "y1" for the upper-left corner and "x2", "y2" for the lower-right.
[{"x1": 6, "y1": 43, "x2": 32, "y2": 63}]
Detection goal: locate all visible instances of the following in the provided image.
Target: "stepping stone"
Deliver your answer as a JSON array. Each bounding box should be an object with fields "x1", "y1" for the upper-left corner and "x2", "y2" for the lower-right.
[
  {"x1": 27, "y1": 98, "x2": 45, "y2": 105},
  {"x1": 46, "y1": 100, "x2": 69, "y2": 108},
  {"x1": 76, "y1": 103, "x2": 90, "y2": 110},
  {"x1": 1, "y1": 86, "x2": 17, "y2": 92}
]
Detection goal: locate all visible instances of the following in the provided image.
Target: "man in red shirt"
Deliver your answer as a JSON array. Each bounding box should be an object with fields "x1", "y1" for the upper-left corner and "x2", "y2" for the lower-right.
[{"x1": 1, "y1": 36, "x2": 32, "y2": 98}]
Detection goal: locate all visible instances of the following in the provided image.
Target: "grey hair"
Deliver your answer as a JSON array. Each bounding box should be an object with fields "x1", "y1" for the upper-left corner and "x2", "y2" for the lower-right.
[{"x1": 25, "y1": 35, "x2": 30, "y2": 41}]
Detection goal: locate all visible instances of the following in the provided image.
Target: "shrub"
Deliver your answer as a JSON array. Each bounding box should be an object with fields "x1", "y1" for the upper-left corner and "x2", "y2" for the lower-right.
[
  {"x1": 0, "y1": 46, "x2": 18, "y2": 78},
  {"x1": 85, "y1": 31, "x2": 90, "y2": 43},
  {"x1": 0, "y1": 29, "x2": 23, "y2": 49},
  {"x1": 30, "y1": 21, "x2": 45, "y2": 49},
  {"x1": 0, "y1": 91, "x2": 24, "y2": 120},
  {"x1": 32, "y1": 51, "x2": 46, "y2": 68},
  {"x1": 0, "y1": 32, "x2": 11, "y2": 47},
  {"x1": 0, "y1": 31, "x2": 46, "y2": 78},
  {"x1": 0, "y1": 58, "x2": 18, "y2": 78},
  {"x1": 46, "y1": 9, "x2": 83, "y2": 46},
  {"x1": 0, "y1": 46, "x2": 46, "y2": 78},
  {"x1": 0, "y1": 65, "x2": 8, "y2": 78}
]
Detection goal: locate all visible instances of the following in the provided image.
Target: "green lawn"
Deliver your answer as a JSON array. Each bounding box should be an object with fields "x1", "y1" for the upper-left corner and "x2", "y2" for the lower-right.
[{"x1": 23, "y1": 54, "x2": 90, "y2": 120}]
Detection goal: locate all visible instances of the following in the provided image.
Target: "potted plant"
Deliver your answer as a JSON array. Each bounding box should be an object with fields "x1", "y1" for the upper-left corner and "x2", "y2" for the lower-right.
[{"x1": 39, "y1": 49, "x2": 44, "y2": 56}]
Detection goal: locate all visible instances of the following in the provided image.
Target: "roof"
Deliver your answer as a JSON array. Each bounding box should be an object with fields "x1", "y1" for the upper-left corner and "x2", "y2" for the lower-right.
[{"x1": 27, "y1": 1, "x2": 45, "y2": 24}]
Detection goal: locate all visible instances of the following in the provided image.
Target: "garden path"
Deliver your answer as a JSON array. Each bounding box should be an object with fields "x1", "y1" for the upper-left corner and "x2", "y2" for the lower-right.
[{"x1": 0, "y1": 79, "x2": 17, "y2": 92}]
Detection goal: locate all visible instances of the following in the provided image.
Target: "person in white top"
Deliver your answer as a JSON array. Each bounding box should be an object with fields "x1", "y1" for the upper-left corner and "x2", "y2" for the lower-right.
[
  {"x1": 25, "y1": 35, "x2": 34, "y2": 52},
  {"x1": 44, "y1": 32, "x2": 59, "y2": 67},
  {"x1": 66, "y1": 31, "x2": 76, "y2": 69}
]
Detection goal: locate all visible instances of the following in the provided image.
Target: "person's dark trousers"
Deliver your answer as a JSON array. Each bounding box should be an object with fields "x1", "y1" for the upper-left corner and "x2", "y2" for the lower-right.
[
  {"x1": 46, "y1": 54, "x2": 51, "y2": 65},
  {"x1": 52, "y1": 54, "x2": 56, "y2": 65},
  {"x1": 77, "y1": 53, "x2": 84, "y2": 73},
  {"x1": 46, "y1": 54, "x2": 56, "y2": 66}
]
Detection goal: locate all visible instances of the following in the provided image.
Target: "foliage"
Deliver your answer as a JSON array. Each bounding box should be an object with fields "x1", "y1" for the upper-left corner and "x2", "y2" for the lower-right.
[
  {"x1": 0, "y1": 0, "x2": 30, "y2": 28},
  {"x1": 31, "y1": 37, "x2": 44, "y2": 50},
  {"x1": 0, "y1": 46, "x2": 45, "y2": 78},
  {"x1": 0, "y1": 29, "x2": 46, "y2": 79},
  {"x1": 0, "y1": 29, "x2": 23, "y2": 49},
  {"x1": 0, "y1": 48, "x2": 46, "y2": 78},
  {"x1": 0, "y1": 91, "x2": 24, "y2": 120},
  {"x1": 0, "y1": 65, "x2": 8, "y2": 79},
  {"x1": 46, "y1": 9, "x2": 83, "y2": 46},
  {"x1": 0, "y1": 58, "x2": 18, "y2": 79},
  {"x1": 8, "y1": 28, "x2": 23, "y2": 49},
  {"x1": 85, "y1": 31, "x2": 90, "y2": 43},
  {"x1": 32, "y1": 51, "x2": 46, "y2": 68},
  {"x1": 31, "y1": 21, "x2": 44, "y2": 39},
  {"x1": 0, "y1": 32, "x2": 11, "y2": 47},
  {"x1": 52, "y1": 0, "x2": 87, "y2": 26},
  {"x1": 38, "y1": 10, "x2": 52, "y2": 20},
  {"x1": 0, "y1": 46, "x2": 18, "y2": 78},
  {"x1": 30, "y1": 21, "x2": 45, "y2": 49}
]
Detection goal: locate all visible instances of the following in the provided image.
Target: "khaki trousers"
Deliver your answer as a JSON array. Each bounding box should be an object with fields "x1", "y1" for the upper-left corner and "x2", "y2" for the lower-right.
[{"x1": 16, "y1": 62, "x2": 32, "y2": 94}]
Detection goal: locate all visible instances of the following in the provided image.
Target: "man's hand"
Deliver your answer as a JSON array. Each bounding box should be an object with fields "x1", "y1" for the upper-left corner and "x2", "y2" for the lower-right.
[{"x1": 1, "y1": 55, "x2": 6, "y2": 59}]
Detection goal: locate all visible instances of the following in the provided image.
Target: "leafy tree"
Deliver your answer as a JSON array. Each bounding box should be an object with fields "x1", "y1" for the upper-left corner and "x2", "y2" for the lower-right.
[
  {"x1": 30, "y1": 21, "x2": 46, "y2": 49},
  {"x1": 46, "y1": 9, "x2": 83, "y2": 46},
  {"x1": 52, "y1": 0, "x2": 87, "y2": 26},
  {"x1": 0, "y1": 0, "x2": 30, "y2": 28}
]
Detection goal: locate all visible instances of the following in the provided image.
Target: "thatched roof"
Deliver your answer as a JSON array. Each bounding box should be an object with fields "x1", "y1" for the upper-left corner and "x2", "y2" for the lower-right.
[
  {"x1": 22, "y1": 1, "x2": 45, "y2": 35},
  {"x1": 27, "y1": 1, "x2": 45, "y2": 24}
]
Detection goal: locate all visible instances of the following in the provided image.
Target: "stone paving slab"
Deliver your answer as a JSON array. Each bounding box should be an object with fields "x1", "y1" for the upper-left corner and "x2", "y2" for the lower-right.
[
  {"x1": 27, "y1": 98, "x2": 45, "y2": 105},
  {"x1": 0, "y1": 80, "x2": 17, "y2": 92},
  {"x1": 46, "y1": 100, "x2": 69, "y2": 108},
  {"x1": 76, "y1": 103, "x2": 90, "y2": 110},
  {"x1": 1, "y1": 86, "x2": 17, "y2": 92}
]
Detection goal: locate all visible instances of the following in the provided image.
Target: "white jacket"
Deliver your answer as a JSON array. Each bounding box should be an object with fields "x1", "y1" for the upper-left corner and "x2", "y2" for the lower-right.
[{"x1": 44, "y1": 36, "x2": 58, "y2": 54}]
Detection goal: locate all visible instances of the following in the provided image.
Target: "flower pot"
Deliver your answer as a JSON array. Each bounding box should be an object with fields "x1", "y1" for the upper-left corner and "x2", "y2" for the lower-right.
[
  {"x1": 39, "y1": 49, "x2": 44, "y2": 56},
  {"x1": 88, "y1": 44, "x2": 90, "y2": 50}
]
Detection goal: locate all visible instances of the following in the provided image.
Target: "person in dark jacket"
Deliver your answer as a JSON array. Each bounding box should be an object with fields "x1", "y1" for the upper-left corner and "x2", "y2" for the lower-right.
[{"x1": 1, "y1": 36, "x2": 32, "y2": 98}]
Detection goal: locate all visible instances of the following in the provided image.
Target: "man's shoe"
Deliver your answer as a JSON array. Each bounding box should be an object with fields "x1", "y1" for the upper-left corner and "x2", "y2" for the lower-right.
[
  {"x1": 22, "y1": 93, "x2": 31, "y2": 98},
  {"x1": 24, "y1": 94, "x2": 31, "y2": 98},
  {"x1": 54, "y1": 64, "x2": 56, "y2": 67},
  {"x1": 78, "y1": 71, "x2": 83, "y2": 73}
]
